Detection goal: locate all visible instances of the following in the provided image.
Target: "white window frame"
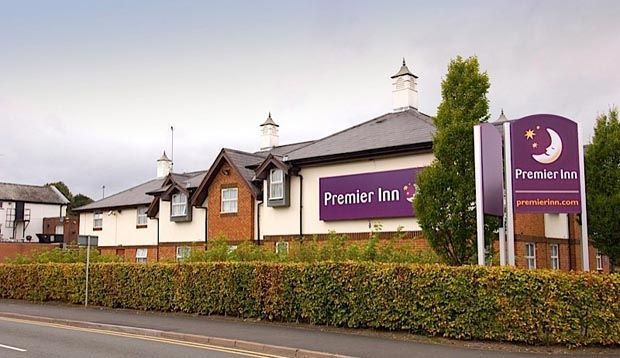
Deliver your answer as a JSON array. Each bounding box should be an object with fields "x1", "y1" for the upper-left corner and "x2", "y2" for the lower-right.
[
  {"x1": 227, "y1": 245, "x2": 238, "y2": 253},
  {"x1": 136, "y1": 207, "x2": 148, "y2": 226},
  {"x1": 136, "y1": 248, "x2": 148, "y2": 263},
  {"x1": 550, "y1": 244, "x2": 559, "y2": 270},
  {"x1": 275, "y1": 241, "x2": 289, "y2": 255},
  {"x1": 221, "y1": 188, "x2": 238, "y2": 213},
  {"x1": 269, "y1": 169, "x2": 284, "y2": 200},
  {"x1": 596, "y1": 250, "x2": 603, "y2": 271},
  {"x1": 525, "y1": 242, "x2": 536, "y2": 269},
  {"x1": 171, "y1": 193, "x2": 188, "y2": 217},
  {"x1": 93, "y1": 212, "x2": 103, "y2": 229},
  {"x1": 176, "y1": 246, "x2": 191, "y2": 261}
]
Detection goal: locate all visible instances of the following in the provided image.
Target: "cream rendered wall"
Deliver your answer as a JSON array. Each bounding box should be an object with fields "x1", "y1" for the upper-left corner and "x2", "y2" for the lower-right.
[
  {"x1": 544, "y1": 213, "x2": 569, "y2": 239},
  {"x1": 158, "y1": 200, "x2": 206, "y2": 243},
  {"x1": 79, "y1": 207, "x2": 157, "y2": 247},
  {"x1": 260, "y1": 153, "x2": 434, "y2": 238},
  {"x1": 1, "y1": 202, "x2": 65, "y2": 241}
]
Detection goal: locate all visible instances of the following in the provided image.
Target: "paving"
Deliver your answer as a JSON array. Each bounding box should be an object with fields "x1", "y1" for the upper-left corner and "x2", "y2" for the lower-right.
[{"x1": 0, "y1": 300, "x2": 616, "y2": 358}]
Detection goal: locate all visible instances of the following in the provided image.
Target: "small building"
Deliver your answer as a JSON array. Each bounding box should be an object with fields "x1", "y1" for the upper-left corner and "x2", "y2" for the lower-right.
[
  {"x1": 75, "y1": 152, "x2": 208, "y2": 262},
  {"x1": 0, "y1": 182, "x2": 69, "y2": 242}
]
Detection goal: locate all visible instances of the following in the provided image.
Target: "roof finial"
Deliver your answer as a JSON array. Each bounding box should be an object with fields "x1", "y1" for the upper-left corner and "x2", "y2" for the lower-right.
[
  {"x1": 268, "y1": 111, "x2": 271, "y2": 119},
  {"x1": 402, "y1": 57, "x2": 406, "y2": 66},
  {"x1": 501, "y1": 108, "x2": 504, "y2": 115}
]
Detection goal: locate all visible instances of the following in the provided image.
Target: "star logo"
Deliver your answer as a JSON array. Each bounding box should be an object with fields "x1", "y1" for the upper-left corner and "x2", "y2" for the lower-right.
[
  {"x1": 524, "y1": 129, "x2": 536, "y2": 140},
  {"x1": 532, "y1": 142, "x2": 538, "y2": 148}
]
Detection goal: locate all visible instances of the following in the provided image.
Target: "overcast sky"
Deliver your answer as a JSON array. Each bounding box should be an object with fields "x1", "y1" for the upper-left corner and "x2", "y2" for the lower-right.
[{"x1": 1, "y1": 0, "x2": 618, "y2": 200}]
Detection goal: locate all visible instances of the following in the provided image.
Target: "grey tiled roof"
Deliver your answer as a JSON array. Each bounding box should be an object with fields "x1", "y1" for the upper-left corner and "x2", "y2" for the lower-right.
[
  {"x1": 285, "y1": 109, "x2": 435, "y2": 161},
  {"x1": 0, "y1": 182, "x2": 69, "y2": 205},
  {"x1": 254, "y1": 140, "x2": 315, "y2": 158},
  {"x1": 223, "y1": 149, "x2": 266, "y2": 188},
  {"x1": 75, "y1": 170, "x2": 206, "y2": 212}
]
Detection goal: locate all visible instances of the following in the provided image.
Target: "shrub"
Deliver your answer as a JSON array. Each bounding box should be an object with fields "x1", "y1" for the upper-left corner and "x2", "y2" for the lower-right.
[
  {"x1": 0, "y1": 262, "x2": 617, "y2": 346},
  {"x1": 6, "y1": 248, "x2": 123, "y2": 264}
]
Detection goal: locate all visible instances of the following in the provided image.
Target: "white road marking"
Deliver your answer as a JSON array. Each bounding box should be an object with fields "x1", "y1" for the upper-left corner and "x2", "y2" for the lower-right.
[{"x1": 0, "y1": 343, "x2": 27, "y2": 352}]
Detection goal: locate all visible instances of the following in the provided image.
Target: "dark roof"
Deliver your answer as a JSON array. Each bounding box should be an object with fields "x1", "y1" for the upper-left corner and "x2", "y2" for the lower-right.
[
  {"x1": 224, "y1": 148, "x2": 266, "y2": 191},
  {"x1": 254, "y1": 140, "x2": 316, "y2": 158},
  {"x1": 391, "y1": 59, "x2": 418, "y2": 79},
  {"x1": 75, "y1": 170, "x2": 206, "y2": 212},
  {"x1": 0, "y1": 182, "x2": 69, "y2": 205},
  {"x1": 284, "y1": 109, "x2": 435, "y2": 163},
  {"x1": 260, "y1": 112, "x2": 279, "y2": 127}
]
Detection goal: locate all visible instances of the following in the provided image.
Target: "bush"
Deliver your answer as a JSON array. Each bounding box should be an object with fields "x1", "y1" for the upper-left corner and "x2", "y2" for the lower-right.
[
  {"x1": 0, "y1": 262, "x2": 617, "y2": 346},
  {"x1": 6, "y1": 248, "x2": 123, "y2": 264}
]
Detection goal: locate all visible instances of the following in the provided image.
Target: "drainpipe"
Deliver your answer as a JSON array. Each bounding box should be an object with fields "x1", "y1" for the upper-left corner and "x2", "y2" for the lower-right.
[
  {"x1": 299, "y1": 174, "x2": 303, "y2": 239},
  {"x1": 256, "y1": 200, "x2": 263, "y2": 245},
  {"x1": 156, "y1": 217, "x2": 160, "y2": 262}
]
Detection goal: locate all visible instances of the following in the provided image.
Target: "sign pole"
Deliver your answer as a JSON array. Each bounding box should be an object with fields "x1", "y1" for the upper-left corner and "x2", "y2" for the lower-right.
[
  {"x1": 499, "y1": 226, "x2": 506, "y2": 265},
  {"x1": 85, "y1": 235, "x2": 90, "y2": 307},
  {"x1": 474, "y1": 125, "x2": 486, "y2": 266},
  {"x1": 577, "y1": 124, "x2": 590, "y2": 271},
  {"x1": 503, "y1": 122, "x2": 516, "y2": 266}
]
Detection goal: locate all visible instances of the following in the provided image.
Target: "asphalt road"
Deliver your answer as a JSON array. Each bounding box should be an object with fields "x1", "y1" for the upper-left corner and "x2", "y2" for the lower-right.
[
  {"x1": 0, "y1": 317, "x2": 280, "y2": 358},
  {"x1": 0, "y1": 300, "x2": 616, "y2": 358}
]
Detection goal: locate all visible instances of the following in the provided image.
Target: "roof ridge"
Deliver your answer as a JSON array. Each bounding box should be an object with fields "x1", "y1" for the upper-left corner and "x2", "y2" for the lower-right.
[
  {"x1": 80, "y1": 178, "x2": 161, "y2": 207},
  {"x1": 284, "y1": 111, "x2": 397, "y2": 156},
  {"x1": 0, "y1": 182, "x2": 50, "y2": 189},
  {"x1": 223, "y1": 147, "x2": 266, "y2": 158}
]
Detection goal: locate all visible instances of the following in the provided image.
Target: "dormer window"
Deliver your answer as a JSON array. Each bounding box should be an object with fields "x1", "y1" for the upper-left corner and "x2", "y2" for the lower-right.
[
  {"x1": 269, "y1": 169, "x2": 284, "y2": 200},
  {"x1": 171, "y1": 193, "x2": 188, "y2": 217}
]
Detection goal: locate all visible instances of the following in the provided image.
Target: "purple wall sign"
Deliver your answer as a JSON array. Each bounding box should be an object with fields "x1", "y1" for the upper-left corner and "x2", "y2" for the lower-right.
[
  {"x1": 479, "y1": 123, "x2": 504, "y2": 216},
  {"x1": 510, "y1": 114, "x2": 581, "y2": 213},
  {"x1": 319, "y1": 168, "x2": 421, "y2": 221}
]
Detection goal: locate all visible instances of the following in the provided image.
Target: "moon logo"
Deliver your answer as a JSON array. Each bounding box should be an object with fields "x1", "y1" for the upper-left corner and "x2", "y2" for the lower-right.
[{"x1": 532, "y1": 128, "x2": 563, "y2": 164}]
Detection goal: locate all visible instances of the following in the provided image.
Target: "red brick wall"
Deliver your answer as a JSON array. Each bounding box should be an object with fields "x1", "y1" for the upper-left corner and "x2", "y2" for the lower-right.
[
  {"x1": 206, "y1": 162, "x2": 255, "y2": 241},
  {"x1": 100, "y1": 242, "x2": 205, "y2": 262},
  {"x1": 514, "y1": 213, "x2": 545, "y2": 237},
  {"x1": 0, "y1": 243, "x2": 61, "y2": 262}
]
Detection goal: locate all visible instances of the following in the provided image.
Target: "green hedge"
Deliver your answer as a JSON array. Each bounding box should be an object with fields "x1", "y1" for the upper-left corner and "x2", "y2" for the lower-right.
[{"x1": 0, "y1": 262, "x2": 618, "y2": 346}]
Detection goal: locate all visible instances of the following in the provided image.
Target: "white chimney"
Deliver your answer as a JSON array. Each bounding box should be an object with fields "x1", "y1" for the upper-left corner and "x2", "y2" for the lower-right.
[
  {"x1": 157, "y1": 151, "x2": 172, "y2": 178},
  {"x1": 260, "y1": 112, "x2": 279, "y2": 150},
  {"x1": 391, "y1": 58, "x2": 418, "y2": 112}
]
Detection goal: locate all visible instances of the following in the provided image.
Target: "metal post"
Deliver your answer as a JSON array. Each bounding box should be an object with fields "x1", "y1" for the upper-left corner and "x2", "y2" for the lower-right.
[
  {"x1": 85, "y1": 236, "x2": 90, "y2": 307},
  {"x1": 577, "y1": 124, "x2": 590, "y2": 271},
  {"x1": 474, "y1": 125, "x2": 485, "y2": 266},
  {"x1": 499, "y1": 226, "x2": 506, "y2": 265},
  {"x1": 503, "y1": 122, "x2": 516, "y2": 266}
]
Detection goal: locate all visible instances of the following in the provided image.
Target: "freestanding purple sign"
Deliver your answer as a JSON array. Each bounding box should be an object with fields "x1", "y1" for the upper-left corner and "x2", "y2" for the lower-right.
[
  {"x1": 478, "y1": 123, "x2": 504, "y2": 217},
  {"x1": 319, "y1": 168, "x2": 421, "y2": 221},
  {"x1": 510, "y1": 114, "x2": 581, "y2": 213}
]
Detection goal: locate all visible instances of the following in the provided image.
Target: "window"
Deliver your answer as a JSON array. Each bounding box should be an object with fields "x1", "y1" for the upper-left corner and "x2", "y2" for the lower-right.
[
  {"x1": 269, "y1": 169, "x2": 284, "y2": 200},
  {"x1": 171, "y1": 193, "x2": 188, "y2": 217},
  {"x1": 221, "y1": 188, "x2": 238, "y2": 213},
  {"x1": 136, "y1": 207, "x2": 148, "y2": 226},
  {"x1": 550, "y1": 244, "x2": 559, "y2": 270},
  {"x1": 176, "y1": 246, "x2": 191, "y2": 261},
  {"x1": 596, "y1": 250, "x2": 603, "y2": 271},
  {"x1": 275, "y1": 241, "x2": 289, "y2": 255},
  {"x1": 525, "y1": 243, "x2": 536, "y2": 269},
  {"x1": 93, "y1": 212, "x2": 103, "y2": 229},
  {"x1": 136, "y1": 248, "x2": 148, "y2": 263}
]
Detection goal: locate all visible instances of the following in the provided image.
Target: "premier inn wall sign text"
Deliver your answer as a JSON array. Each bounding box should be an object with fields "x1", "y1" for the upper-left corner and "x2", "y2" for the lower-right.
[{"x1": 319, "y1": 168, "x2": 421, "y2": 221}]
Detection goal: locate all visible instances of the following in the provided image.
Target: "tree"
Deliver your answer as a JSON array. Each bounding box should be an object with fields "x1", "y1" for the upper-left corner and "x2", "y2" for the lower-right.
[
  {"x1": 585, "y1": 107, "x2": 620, "y2": 267},
  {"x1": 414, "y1": 56, "x2": 498, "y2": 265},
  {"x1": 71, "y1": 193, "x2": 94, "y2": 214},
  {"x1": 46, "y1": 181, "x2": 72, "y2": 201},
  {"x1": 46, "y1": 181, "x2": 93, "y2": 216}
]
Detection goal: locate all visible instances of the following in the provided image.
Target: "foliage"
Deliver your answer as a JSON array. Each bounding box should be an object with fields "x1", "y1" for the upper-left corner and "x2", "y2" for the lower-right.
[
  {"x1": 414, "y1": 56, "x2": 499, "y2": 265},
  {"x1": 0, "y1": 262, "x2": 617, "y2": 346},
  {"x1": 185, "y1": 230, "x2": 440, "y2": 265},
  {"x1": 46, "y1": 181, "x2": 94, "y2": 215},
  {"x1": 5, "y1": 248, "x2": 123, "y2": 264},
  {"x1": 585, "y1": 107, "x2": 620, "y2": 267}
]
